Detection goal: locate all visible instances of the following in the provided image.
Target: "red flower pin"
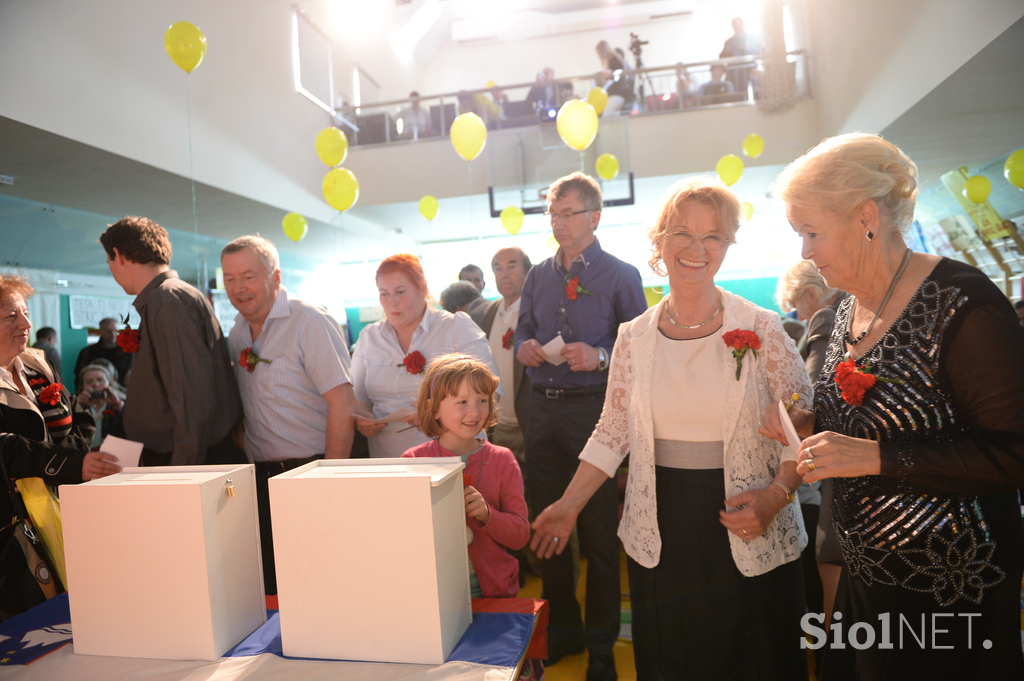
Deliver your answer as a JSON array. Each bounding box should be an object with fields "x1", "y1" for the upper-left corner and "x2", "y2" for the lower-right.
[
  {"x1": 723, "y1": 329, "x2": 761, "y2": 380},
  {"x1": 834, "y1": 357, "x2": 900, "y2": 406},
  {"x1": 565, "y1": 276, "x2": 591, "y2": 301},
  {"x1": 39, "y1": 383, "x2": 63, "y2": 406},
  {"x1": 398, "y1": 350, "x2": 426, "y2": 375},
  {"x1": 116, "y1": 314, "x2": 140, "y2": 354},
  {"x1": 240, "y1": 347, "x2": 271, "y2": 373},
  {"x1": 462, "y1": 472, "x2": 474, "y2": 488},
  {"x1": 501, "y1": 328, "x2": 514, "y2": 350}
]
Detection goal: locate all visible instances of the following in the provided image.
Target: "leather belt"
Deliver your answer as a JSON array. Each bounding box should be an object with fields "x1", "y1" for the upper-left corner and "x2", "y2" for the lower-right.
[
  {"x1": 532, "y1": 384, "x2": 606, "y2": 400},
  {"x1": 254, "y1": 454, "x2": 323, "y2": 474}
]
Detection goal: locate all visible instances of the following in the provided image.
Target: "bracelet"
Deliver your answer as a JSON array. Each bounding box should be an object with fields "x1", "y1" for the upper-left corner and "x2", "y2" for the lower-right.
[{"x1": 771, "y1": 481, "x2": 795, "y2": 504}]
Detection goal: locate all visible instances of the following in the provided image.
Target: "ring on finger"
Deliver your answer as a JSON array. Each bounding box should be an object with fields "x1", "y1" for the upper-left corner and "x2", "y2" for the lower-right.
[
  {"x1": 806, "y1": 445, "x2": 814, "y2": 462},
  {"x1": 553, "y1": 536, "x2": 560, "y2": 543},
  {"x1": 742, "y1": 529, "x2": 748, "y2": 535},
  {"x1": 807, "y1": 460, "x2": 816, "y2": 472}
]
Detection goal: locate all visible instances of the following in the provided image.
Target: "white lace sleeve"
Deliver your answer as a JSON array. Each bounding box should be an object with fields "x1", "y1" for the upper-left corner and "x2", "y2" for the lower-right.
[
  {"x1": 756, "y1": 310, "x2": 813, "y2": 409},
  {"x1": 579, "y1": 325, "x2": 633, "y2": 477}
]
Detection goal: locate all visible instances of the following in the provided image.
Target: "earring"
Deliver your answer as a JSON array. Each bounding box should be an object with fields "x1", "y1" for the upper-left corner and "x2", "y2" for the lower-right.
[{"x1": 865, "y1": 230, "x2": 874, "y2": 242}]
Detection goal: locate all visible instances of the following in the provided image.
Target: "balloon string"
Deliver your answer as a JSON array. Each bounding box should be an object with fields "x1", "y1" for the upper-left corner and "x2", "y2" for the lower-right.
[
  {"x1": 467, "y1": 161, "x2": 473, "y2": 227},
  {"x1": 186, "y1": 73, "x2": 200, "y2": 290},
  {"x1": 580, "y1": 150, "x2": 585, "y2": 173}
]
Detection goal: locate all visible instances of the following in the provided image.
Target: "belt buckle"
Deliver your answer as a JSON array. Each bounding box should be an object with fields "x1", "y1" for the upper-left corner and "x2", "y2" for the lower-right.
[{"x1": 544, "y1": 388, "x2": 564, "y2": 399}]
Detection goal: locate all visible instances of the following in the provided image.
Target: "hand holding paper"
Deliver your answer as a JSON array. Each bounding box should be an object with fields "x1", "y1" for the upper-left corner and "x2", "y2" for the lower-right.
[
  {"x1": 99, "y1": 435, "x2": 144, "y2": 469},
  {"x1": 541, "y1": 335, "x2": 567, "y2": 366},
  {"x1": 778, "y1": 401, "x2": 801, "y2": 463}
]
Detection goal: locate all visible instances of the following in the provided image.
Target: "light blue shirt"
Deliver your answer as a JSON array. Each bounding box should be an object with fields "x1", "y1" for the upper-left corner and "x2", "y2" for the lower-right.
[{"x1": 229, "y1": 287, "x2": 352, "y2": 462}]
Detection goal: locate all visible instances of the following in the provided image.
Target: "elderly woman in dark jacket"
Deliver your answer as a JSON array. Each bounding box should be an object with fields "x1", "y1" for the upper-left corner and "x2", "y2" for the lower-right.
[{"x1": 0, "y1": 275, "x2": 119, "y2": 620}]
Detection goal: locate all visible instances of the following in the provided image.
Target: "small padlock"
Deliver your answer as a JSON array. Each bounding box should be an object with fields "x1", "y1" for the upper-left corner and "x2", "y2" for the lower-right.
[{"x1": 224, "y1": 479, "x2": 236, "y2": 498}]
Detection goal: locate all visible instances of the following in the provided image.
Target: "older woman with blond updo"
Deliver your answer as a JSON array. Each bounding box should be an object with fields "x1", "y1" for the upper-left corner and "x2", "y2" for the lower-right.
[{"x1": 764, "y1": 133, "x2": 1024, "y2": 680}]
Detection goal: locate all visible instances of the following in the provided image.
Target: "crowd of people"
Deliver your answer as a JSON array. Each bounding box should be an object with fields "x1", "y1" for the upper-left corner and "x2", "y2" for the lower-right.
[{"x1": 2, "y1": 132, "x2": 1024, "y2": 681}]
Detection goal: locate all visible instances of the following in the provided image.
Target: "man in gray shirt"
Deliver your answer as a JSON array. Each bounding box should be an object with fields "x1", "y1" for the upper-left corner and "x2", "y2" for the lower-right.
[{"x1": 99, "y1": 216, "x2": 243, "y2": 466}]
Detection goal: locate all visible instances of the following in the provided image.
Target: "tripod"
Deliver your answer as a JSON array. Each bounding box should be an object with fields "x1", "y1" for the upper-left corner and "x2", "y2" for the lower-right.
[{"x1": 630, "y1": 38, "x2": 659, "y2": 112}]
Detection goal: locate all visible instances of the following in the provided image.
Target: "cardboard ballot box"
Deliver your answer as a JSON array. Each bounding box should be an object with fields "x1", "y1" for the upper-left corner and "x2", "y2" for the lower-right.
[
  {"x1": 60, "y1": 465, "x2": 266, "y2": 661},
  {"x1": 270, "y1": 458, "x2": 472, "y2": 664}
]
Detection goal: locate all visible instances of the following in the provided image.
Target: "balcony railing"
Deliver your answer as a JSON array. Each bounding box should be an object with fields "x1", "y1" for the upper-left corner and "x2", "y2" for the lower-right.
[{"x1": 331, "y1": 50, "x2": 811, "y2": 148}]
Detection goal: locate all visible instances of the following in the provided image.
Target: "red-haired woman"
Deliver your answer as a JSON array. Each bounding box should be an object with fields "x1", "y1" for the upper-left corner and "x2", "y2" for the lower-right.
[{"x1": 352, "y1": 254, "x2": 500, "y2": 457}]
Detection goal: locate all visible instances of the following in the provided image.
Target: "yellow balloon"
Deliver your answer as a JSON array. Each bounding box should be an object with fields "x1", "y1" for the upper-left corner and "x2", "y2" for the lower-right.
[
  {"x1": 322, "y1": 168, "x2": 359, "y2": 212},
  {"x1": 500, "y1": 206, "x2": 524, "y2": 235},
  {"x1": 547, "y1": 235, "x2": 559, "y2": 252},
  {"x1": 450, "y1": 113, "x2": 487, "y2": 162},
  {"x1": 556, "y1": 100, "x2": 599, "y2": 151},
  {"x1": 587, "y1": 88, "x2": 609, "y2": 116},
  {"x1": 716, "y1": 154, "x2": 744, "y2": 186},
  {"x1": 419, "y1": 195, "x2": 439, "y2": 221},
  {"x1": 315, "y1": 127, "x2": 348, "y2": 167},
  {"x1": 282, "y1": 213, "x2": 308, "y2": 242},
  {"x1": 742, "y1": 133, "x2": 765, "y2": 159},
  {"x1": 963, "y1": 176, "x2": 992, "y2": 204},
  {"x1": 164, "y1": 22, "x2": 207, "y2": 73},
  {"x1": 485, "y1": 80, "x2": 497, "y2": 89},
  {"x1": 1005, "y1": 149, "x2": 1024, "y2": 189},
  {"x1": 741, "y1": 202, "x2": 754, "y2": 221},
  {"x1": 596, "y1": 153, "x2": 619, "y2": 181}
]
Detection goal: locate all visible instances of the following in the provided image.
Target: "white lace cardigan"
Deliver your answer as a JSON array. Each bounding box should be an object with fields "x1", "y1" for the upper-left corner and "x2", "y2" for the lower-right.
[{"x1": 579, "y1": 289, "x2": 812, "y2": 576}]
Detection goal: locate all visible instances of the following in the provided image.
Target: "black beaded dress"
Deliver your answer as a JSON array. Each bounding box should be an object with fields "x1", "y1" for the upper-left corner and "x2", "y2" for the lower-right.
[{"x1": 815, "y1": 259, "x2": 1024, "y2": 680}]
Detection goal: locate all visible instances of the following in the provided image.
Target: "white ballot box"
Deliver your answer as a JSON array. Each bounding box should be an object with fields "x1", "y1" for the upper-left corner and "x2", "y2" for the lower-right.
[
  {"x1": 270, "y1": 458, "x2": 472, "y2": 664},
  {"x1": 60, "y1": 465, "x2": 266, "y2": 661}
]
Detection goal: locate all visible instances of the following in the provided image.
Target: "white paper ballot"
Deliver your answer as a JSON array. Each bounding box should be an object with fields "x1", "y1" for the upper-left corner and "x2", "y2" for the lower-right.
[
  {"x1": 779, "y1": 401, "x2": 801, "y2": 463},
  {"x1": 100, "y1": 435, "x2": 144, "y2": 468},
  {"x1": 542, "y1": 334, "x2": 567, "y2": 366},
  {"x1": 372, "y1": 408, "x2": 415, "y2": 425}
]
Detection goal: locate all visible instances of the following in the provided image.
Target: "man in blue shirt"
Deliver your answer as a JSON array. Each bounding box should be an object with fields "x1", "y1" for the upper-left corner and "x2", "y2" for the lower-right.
[{"x1": 515, "y1": 172, "x2": 646, "y2": 681}]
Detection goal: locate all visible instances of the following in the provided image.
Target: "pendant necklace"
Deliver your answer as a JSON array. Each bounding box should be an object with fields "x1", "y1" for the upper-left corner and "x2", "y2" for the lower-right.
[
  {"x1": 845, "y1": 249, "x2": 913, "y2": 346},
  {"x1": 665, "y1": 297, "x2": 723, "y2": 330}
]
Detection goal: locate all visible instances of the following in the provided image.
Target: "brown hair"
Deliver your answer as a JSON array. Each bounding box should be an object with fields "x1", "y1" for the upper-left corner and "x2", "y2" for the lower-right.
[
  {"x1": 548, "y1": 172, "x2": 602, "y2": 212},
  {"x1": 0, "y1": 275, "x2": 34, "y2": 305},
  {"x1": 647, "y1": 176, "x2": 741, "y2": 275},
  {"x1": 376, "y1": 253, "x2": 429, "y2": 298},
  {"x1": 99, "y1": 216, "x2": 172, "y2": 265},
  {"x1": 416, "y1": 354, "x2": 500, "y2": 439}
]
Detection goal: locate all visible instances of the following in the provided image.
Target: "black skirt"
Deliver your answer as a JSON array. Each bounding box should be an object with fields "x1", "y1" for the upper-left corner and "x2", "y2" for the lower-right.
[{"x1": 626, "y1": 466, "x2": 808, "y2": 681}]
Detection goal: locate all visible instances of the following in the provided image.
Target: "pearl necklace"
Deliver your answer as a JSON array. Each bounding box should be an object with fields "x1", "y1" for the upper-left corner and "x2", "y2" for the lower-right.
[{"x1": 664, "y1": 298, "x2": 723, "y2": 330}]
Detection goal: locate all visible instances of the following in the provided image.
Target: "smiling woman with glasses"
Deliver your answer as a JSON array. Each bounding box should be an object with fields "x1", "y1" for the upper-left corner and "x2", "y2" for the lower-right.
[{"x1": 532, "y1": 175, "x2": 812, "y2": 681}]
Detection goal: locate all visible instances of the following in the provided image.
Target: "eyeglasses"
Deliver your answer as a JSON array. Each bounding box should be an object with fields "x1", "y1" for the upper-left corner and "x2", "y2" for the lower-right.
[
  {"x1": 666, "y1": 231, "x2": 731, "y2": 252},
  {"x1": 544, "y1": 208, "x2": 592, "y2": 224}
]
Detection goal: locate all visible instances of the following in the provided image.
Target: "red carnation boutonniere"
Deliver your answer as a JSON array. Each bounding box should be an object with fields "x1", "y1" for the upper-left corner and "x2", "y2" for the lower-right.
[
  {"x1": 102, "y1": 409, "x2": 117, "y2": 417},
  {"x1": 398, "y1": 350, "x2": 427, "y2": 375},
  {"x1": 116, "y1": 314, "x2": 140, "y2": 354},
  {"x1": 834, "y1": 356, "x2": 901, "y2": 406},
  {"x1": 501, "y1": 328, "x2": 514, "y2": 350},
  {"x1": 39, "y1": 383, "x2": 63, "y2": 406},
  {"x1": 564, "y1": 276, "x2": 591, "y2": 301},
  {"x1": 723, "y1": 329, "x2": 761, "y2": 380},
  {"x1": 239, "y1": 347, "x2": 271, "y2": 373},
  {"x1": 462, "y1": 472, "x2": 474, "y2": 488}
]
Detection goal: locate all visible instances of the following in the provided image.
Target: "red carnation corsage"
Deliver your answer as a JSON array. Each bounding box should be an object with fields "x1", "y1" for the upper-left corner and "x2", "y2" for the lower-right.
[
  {"x1": 398, "y1": 350, "x2": 427, "y2": 375},
  {"x1": 240, "y1": 347, "x2": 271, "y2": 373},
  {"x1": 116, "y1": 314, "x2": 140, "y2": 354},
  {"x1": 722, "y1": 329, "x2": 761, "y2": 380},
  {"x1": 501, "y1": 328, "x2": 514, "y2": 350},
  {"x1": 565, "y1": 276, "x2": 591, "y2": 301},
  {"x1": 834, "y1": 356, "x2": 901, "y2": 406},
  {"x1": 39, "y1": 383, "x2": 63, "y2": 406}
]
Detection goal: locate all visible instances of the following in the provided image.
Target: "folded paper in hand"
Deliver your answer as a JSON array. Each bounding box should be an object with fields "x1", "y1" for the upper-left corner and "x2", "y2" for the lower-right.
[{"x1": 100, "y1": 435, "x2": 144, "y2": 468}]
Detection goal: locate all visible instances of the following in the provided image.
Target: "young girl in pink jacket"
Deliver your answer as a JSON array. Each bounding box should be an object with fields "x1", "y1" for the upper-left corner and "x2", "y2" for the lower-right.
[{"x1": 402, "y1": 353, "x2": 529, "y2": 598}]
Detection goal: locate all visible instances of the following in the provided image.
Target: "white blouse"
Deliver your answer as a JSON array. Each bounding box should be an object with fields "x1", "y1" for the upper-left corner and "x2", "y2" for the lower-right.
[{"x1": 651, "y1": 328, "x2": 725, "y2": 442}]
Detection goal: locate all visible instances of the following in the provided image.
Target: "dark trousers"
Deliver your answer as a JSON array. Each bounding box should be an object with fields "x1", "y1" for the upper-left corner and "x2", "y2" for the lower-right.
[
  {"x1": 139, "y1": 430, "x2": 247, "y2": 467},
  {"x1": 254, "y1": 455, "x2": 323, "y2": 595},
  {"x1": 525, "y1": 389, "x2": 621, "y2": 656}
]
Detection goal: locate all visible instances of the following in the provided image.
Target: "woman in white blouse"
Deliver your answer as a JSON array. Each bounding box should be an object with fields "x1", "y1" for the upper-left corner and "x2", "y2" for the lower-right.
[
  {"x1": 531, "y1": 178, "x2": 812, "y2": 680},
  {"x1": 352, "y1": 254, "x2": 500, "y2": 457}
]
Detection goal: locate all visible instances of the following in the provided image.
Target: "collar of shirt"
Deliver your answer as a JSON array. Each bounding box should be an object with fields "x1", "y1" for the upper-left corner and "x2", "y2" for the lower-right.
[
  {"x1": 556, "y1": 238, "x2": 603, "y2": 276},
  {"x1": 498, "y1": 298, "x2": 521, "y2": 326},
  {"x1": 233, "y1": 286, "x2": 293, "y2": 348},
  {"x1": 133, "y1": 269, "x2": 177, "y2": 313},
  {"x1": 0, "y1": 356, "x2": 27, "y2": 395}
]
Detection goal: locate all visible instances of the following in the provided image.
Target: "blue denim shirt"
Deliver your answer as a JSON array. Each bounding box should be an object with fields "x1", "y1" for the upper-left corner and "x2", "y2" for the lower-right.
[{"x1": 514, "y1": 239, "x2": 646, "y2": 390}]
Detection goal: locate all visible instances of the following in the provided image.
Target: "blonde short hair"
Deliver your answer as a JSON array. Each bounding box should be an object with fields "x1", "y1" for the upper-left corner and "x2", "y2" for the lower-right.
[
  {"x1": 416, "y1": 354, "x2": 500, "y2": 439},
  {"x1": 776, "y1": 260, "x2": 838, "y2": 313},
  {"x1": 646, "y1": 176, "x2": 740, "y2": 276},
  {"x1": 771, "y1": 133, "x2": 918, "y2": 234}
]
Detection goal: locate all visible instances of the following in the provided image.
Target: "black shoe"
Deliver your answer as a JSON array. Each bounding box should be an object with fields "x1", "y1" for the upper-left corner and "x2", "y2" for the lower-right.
[
  {"x1": 545, "y1": 637, "x2": 585, "y2": 665},
  {"x1": 586, "y1": 652, "x2": 618, "y2": 681}
]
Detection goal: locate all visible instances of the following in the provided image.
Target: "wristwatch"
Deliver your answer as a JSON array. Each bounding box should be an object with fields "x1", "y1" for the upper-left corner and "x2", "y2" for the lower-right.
[
  {"x1": 596, "y1": 347, "x2": 608, "y2": 371},
  {"x1": 772, "y1": 481, "x2": 795, "y2": 504}
]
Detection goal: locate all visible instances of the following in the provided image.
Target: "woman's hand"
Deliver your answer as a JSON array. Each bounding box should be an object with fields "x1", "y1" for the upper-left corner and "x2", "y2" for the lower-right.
[
  {"x1": 83, "y1": 451, "x2": 120, "y2": 480},
  {"x1": 401, "y1": 412, "x2": 423, "y2": 433},
  {"x1": 797, "y1": 431, "x2": 881, "y2": 482},
  {"x1": 530, "y1": 498, "x2": 579, "y2": 559},
  {"x1": 464, "y1": 485, "x2": 490, "y2": 524},
  {"x1": 354, "y1": 416, "x2": 385, "y2": 438},
  {"x1": 720, "y1": 485, "x2": 788, "y2": 540},
  {"x1": 758, "y1": 401, "x2": 815, "y2": 445},
  {"x1": 103, "y1": 388, "x2": 123, "y2": 411}
]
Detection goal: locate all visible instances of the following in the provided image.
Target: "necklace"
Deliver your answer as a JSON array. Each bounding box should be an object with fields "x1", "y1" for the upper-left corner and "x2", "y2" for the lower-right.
[
  {"x1": 845, "y1": 249, "x2": 913, "y2": 346},
  {"x1": 664, "y1": 297, "x2": 723, "y2": 330}
]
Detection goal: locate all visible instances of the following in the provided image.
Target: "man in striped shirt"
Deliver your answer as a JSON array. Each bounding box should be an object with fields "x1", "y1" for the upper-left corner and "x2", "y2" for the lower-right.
[{"x1": 221, "y1": 235, "x2": 356, "y2": 594}]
